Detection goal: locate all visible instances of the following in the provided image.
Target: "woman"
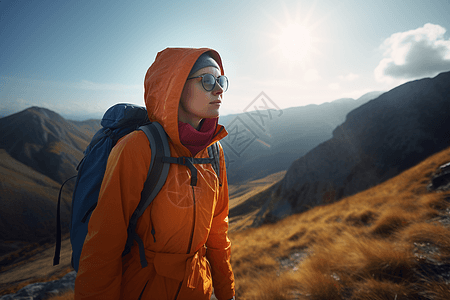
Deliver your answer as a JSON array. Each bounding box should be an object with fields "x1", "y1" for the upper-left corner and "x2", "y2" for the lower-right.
[{"x1": 74, "y1": 48, "x2": 235, "y2": 300}]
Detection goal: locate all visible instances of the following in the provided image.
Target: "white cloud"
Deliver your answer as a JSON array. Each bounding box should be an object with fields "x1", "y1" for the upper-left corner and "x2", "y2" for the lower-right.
[
  {"x1": 375, "y1": 23, "x2": 450, "y2": 82},
  {"x1": 338, "y1": 73, "x2": 359, "y2": 81}
]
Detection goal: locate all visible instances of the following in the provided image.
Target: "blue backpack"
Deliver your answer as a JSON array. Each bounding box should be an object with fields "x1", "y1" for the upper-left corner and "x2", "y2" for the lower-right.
[{"x1": 53, "y1": 103, "x2": 220, "y2": 271}]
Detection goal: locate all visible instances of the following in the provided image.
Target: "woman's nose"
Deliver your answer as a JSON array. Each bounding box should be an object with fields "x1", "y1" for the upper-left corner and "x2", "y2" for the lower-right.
[{"x1": 212, "y1": 81, "x2": 224, "y2": 95}]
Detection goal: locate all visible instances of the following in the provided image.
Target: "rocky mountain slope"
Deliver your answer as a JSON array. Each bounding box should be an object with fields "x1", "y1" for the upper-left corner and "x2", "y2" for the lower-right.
[
  {"x1": 250, "y1": 71, "x2": 450, "y2": 224},
  {"x1": 219, "y1": 92, "x2": 383, "y2": 184},
  {"x1": 0, "y1": 108, "x2": 100, "y2": 255}
]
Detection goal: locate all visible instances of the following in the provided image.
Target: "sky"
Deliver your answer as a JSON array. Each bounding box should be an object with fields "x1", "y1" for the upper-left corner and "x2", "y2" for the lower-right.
[{"x1": 1, "y1": 0, "x2": 450, "y2": 120}]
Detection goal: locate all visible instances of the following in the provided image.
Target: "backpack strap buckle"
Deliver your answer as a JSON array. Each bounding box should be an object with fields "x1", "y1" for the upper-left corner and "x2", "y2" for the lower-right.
[{"x1": 162, "y1": 156, "x2": 215, "y2": 186}]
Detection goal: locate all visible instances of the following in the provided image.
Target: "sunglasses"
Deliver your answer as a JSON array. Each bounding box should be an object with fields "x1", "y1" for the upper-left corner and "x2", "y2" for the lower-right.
[{"x1": 187, "y1": 73, "x2": 229, "y2": 92}]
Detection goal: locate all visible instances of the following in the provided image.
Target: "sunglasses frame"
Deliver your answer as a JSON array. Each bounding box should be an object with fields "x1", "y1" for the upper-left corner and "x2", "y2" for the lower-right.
[{"x1": 187, "y1": 73, "x2": 228, "y2": 92}]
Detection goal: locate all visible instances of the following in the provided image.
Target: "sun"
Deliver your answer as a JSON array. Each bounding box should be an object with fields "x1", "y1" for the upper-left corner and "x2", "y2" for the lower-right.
[
  {"x1": 279, "y1": 22, "x2": 312, "y2": 63},
  {"x1": 258, "y1": 1, "x2": 327, "y2": 68},
  {"x1": 256, "y1": 1, "x2": 328, "y2": 73}
]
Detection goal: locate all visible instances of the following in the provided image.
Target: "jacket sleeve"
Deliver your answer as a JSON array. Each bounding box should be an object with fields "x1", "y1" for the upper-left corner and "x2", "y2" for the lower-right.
[
  {"x1": 206, "y1": 143, "x2": 235, "y2": 300},
  {"x1": 74, "y1": 132, "x2": 150, "y2": 300}
]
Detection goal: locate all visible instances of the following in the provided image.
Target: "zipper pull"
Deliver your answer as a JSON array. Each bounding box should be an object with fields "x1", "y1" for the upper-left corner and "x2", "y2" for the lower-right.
[{"x1": 151, "y1": 227, "x2": 156, "y2": 243}]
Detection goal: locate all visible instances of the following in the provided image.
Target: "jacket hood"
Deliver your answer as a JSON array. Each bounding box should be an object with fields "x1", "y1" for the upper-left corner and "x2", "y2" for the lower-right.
[{"x1": 144, "y1": 47, "x2": 224, "y2": 149}]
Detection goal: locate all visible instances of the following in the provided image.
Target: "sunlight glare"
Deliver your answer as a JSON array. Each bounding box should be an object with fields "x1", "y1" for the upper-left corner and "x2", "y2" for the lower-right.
[{"x1": 279, "y1": 23, "x2": 312, "y2": 63}]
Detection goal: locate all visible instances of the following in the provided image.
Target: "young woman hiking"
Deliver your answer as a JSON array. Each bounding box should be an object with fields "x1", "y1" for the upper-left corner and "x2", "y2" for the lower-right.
[{"x1": 74, "y1": 48, "x2": 235, "y2": 300}]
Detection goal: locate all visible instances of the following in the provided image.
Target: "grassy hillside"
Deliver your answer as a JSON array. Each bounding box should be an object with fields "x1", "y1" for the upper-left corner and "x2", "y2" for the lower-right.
[
  {"x1": 229, "y1": 171, "x2": 286, "y2": 232},
  {"x1": 0, "y1": 150, "x2": 73, "y2": 252},
  {"x1": 0, "y1": 108, "x2": 99, "y2": 254},
  {"x1": 230, "y1": 146, "x2": 450, "y2": 299},
  {"x1": 0, "y1": 234, "x2": 73, "y2": 296}
]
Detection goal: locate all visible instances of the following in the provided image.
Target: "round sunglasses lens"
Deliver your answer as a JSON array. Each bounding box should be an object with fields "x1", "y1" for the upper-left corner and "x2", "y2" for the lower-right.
[
  {"x1": 218, "y1": 76, "x2": 228, "y2": 91},
  {"x1": 202, "y1": 74, "x2": 216, "y2": 91}
]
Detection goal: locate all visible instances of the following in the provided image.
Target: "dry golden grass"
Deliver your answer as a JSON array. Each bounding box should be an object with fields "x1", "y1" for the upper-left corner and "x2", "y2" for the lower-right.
[
  {"x1": 46, "y1": 290, "x2": 74, "y2": 300},
  {"x1": 230, "y1": 146, "x2": 450, "y2": 299},
  {"x1": 228, "y1": 171, "x2": 287, "y2": 232}
]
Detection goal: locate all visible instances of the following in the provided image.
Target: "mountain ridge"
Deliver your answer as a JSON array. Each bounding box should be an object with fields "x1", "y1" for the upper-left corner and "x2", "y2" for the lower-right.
[
  {"x1": 253, "y1": 70, "x2": 450, "y2": 225},
  {"x1": 0, "y1": 106, "x2": 99, "y2": 184},
  {"x1": 219, "y1": 92, "x2": 384, "y2": 184}
]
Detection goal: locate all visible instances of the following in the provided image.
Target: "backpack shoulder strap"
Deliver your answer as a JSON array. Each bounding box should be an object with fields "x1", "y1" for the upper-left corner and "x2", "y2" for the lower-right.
[
  {"x1": 161, "y1": 142, "x2": 221, "y2": 187},
  {"x1": 53, "y1": 174, "x2": 77, "y2": 266},
  {"x1": 122, "y1": 121, "x2": 171, "y2": 268},
  {"x1": 135, "y1": 121, "x2": 171, "y2": 218},
  {"x1": 208, "y1": 142, "x2": 222, "y2": 186}
]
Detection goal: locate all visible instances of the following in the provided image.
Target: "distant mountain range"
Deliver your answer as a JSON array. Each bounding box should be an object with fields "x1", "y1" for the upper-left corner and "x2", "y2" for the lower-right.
[
  {"x1": 244, "y1": 70, "x2": 450, "y2": 225},
  {"x1": 220, "y1": 91, "x2": 384, "y2": 184},
  {"x1": 0, "y1": 92, "x2": 383, "y2": 254}
]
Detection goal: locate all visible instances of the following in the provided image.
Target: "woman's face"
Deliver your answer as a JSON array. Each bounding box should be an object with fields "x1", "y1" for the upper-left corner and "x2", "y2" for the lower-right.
[{"x1": 178, "y1": 66, "x2": 224, "y2": 129}]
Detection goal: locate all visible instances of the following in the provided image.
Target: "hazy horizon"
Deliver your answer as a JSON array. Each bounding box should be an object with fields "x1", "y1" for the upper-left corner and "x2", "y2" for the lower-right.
[{"x1": 0, "y1": 89, "x2": 386, "y2": 122}]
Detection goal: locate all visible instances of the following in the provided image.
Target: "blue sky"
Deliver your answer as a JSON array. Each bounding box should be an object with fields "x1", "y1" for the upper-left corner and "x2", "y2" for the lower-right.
[{"x1": 1, "y1": 0, "x2": 450, "y2": 120}]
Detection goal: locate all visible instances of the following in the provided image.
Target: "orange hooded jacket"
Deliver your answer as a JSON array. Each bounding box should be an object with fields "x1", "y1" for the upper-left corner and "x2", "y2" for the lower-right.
[{"x1": 74, "y1": 48, "x2": 235, "y2": 300}]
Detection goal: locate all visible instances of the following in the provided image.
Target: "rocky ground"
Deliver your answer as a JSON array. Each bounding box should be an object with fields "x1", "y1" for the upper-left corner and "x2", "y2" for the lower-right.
[{"x1": 0, "y1": 238, "x2": 72, "y2": 298}]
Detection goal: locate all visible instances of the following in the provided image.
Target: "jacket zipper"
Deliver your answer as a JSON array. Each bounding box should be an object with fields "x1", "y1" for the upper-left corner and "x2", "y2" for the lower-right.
[
  {"x1": 174, "y1": 186, "x2": 197, "y2": 300},
  {"x1": 187, "y1": 185, "x2": 196, "y2": 254},
  {"x1": 138, "y1": 280, "x2": 149, "y2": 300}
]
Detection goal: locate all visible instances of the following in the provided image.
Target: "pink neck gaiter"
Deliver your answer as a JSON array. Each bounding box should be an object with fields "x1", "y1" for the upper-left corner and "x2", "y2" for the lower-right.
[{"x1": 178, "y1": 118, "x2": 217, "y2": 156}]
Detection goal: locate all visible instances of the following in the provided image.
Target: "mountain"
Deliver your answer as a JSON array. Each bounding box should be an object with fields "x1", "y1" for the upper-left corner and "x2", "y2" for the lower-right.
[
  {"x1": 249, "y1": 71, "x2": 450, "y2": 225},
  {"x1": 219, "y1": 91, "x2": 384, "y2": 184},
  {"x1": 0, "y1": 108, "x2": 100, "y2": 255},
  {"x1": 0, "y1": 91, "x2": 383, "y2": 252},
  {"x1": 0, "y1": 107, "x2": 100, "y2": 184},
  {"x1": 0, "y1": 91, "x2": 382, "y2": 254},
  {"x1": 0, "y1": 150, "x2": 70, "y2": 249}
]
